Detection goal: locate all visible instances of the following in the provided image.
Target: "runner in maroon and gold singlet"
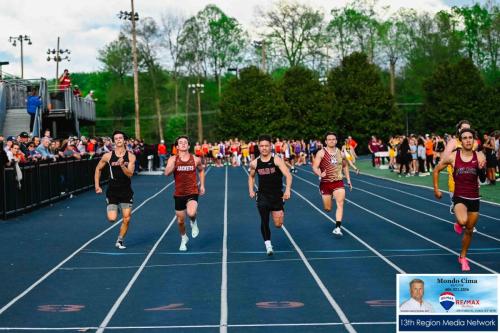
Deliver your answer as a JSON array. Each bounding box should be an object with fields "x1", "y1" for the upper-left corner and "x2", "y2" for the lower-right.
[
  {"x1": 433, "y1": 128, "x2": 486, "y2": 271},
  {"x1": 312, "y1": 132, "x2": 352, "y2": 236}
]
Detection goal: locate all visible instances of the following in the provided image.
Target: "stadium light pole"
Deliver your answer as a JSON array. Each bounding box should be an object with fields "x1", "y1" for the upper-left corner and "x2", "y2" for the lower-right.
[
  {"x1": 8, "y1": 35, "x2": 32, "y2": 79},
  {"x1": 47, "y1": 37, "x2": 71, "y2": 83},
  {"x1": 118, "y1": 0, "x2": 141, "y2": 139},
  {"x1": 252, "y1": 40, "x2": 266, "y2": 73},
  {"x1": 188, "y1": 82, "x2": 204, "y2": 143}
]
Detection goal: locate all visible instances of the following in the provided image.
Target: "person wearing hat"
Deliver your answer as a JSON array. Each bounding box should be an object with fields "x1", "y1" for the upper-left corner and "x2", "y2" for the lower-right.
[
  {"x1": 73, "y1": 85, "x2": 82, "y2": 97},
  {"x1": 18, "y1": 132, "x2": 30, "y2": 156},
  {"x1": 158, "y1": 139, "x2": 168, "y2": 169},
  {"x1": 85, "y1": 90, "x2": 95, "y2": 101}
]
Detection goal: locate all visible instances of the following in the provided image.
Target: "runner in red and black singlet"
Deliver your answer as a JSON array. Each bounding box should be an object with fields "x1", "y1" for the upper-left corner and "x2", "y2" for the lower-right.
[
  {"x1": 434, "y1": 128, "x2": 486, "y2": 271},
  {"x1": 312, "y1": 132, "x2": 352, "y2": 237},
  {"x1": 248, "y1": 134, "x2": 292, "y2": 256},
  {"x1": 165, "y1": 136, "x2": 205, "y2": 251},
  {"x1": 95, "y1": 130, "x2": 136, "y2": 250}
]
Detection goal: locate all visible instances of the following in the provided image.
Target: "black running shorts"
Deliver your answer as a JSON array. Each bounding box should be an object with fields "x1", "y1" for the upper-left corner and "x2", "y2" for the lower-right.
[
  {"x1": 453, "y1": 196, "x2": 480, "y2": 213},
  {"x1": 174, "y1": 194, "x2": 199, "y2": 211}
]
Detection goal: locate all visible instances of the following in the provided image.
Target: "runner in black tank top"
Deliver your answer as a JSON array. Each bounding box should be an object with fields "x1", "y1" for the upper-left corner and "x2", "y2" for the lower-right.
[
  {"x1": 95, "y1": 131, "x2": 136, "y2": 249},
  {"x1": 248, "y1": 135, "x2": 292, "y2": 256}
]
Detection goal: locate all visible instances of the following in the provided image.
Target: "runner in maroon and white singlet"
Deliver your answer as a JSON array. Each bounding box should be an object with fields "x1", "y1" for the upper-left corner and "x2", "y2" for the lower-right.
[
  {"x1": 433, "y1": 128, "x2": 486, "y2": 271},
  {"x1": 312, "y1": 132, "x2": 352, "y2": 236},
  {"x1": 165, "y1": 136, "x2": 205, "y2": 251}
]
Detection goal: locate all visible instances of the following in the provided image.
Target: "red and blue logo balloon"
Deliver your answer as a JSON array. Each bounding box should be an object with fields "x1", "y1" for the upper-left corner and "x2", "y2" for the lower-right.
[{"x1": 439, "y1": 292, "x2": 455, "y2": 311}]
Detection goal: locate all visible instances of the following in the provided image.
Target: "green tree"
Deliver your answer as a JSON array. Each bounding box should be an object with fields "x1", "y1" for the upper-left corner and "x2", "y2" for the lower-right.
[
  {"x1": 422, "y1": 58, "x2": 499, "y2": 133},
  {"x1": 259, "y1": 0, "x2": 324, "y2": 67},
  {"x1": 278, "y1": 66, "x2": 335, "y2": 138},
  {"x1": 327, "y1": 52, "x2": 400, "y2": 146},
  {"x1": 97, "y1": 33, "x2": 132, "y2": 81},
  {"x1": 217, "y1": 66, "x2": 287, "y2": 139}
]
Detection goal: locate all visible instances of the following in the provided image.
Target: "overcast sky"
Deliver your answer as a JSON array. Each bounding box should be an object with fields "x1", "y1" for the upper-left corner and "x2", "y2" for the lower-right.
[{"x1": 0, "y1": 0, "x2": 484, "y2": 80}]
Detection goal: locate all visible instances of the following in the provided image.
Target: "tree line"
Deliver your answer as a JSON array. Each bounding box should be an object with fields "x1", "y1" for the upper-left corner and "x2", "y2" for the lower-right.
[{"x1": 78, "y1": 0, "x2": 499, "y2": 144}]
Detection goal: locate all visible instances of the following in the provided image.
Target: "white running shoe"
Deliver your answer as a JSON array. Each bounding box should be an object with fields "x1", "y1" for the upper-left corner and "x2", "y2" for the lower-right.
[
  {"x1": 332, "y1": 227, "x2": 343, "y2": 236},
  {"x1": 179, "y1": 234, "x2": 189, "y2": 251},
  {"x1": 265, "y1": 243, "x2": 274, "y2": 256},
  {"x1": 191, "y1": 221, "x2": 199, "y2": 238},
  {"x1": 115, "y1": 240, "x2": 126, "y2": 249}
]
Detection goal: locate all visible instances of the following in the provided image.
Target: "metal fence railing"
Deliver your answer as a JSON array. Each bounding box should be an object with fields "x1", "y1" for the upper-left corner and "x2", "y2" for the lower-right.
[
  {"x1": 5, "y1": 81, "x2": 27, "y2": 109},
  {"x1": 0, "y1": 157, "x2": 109, "y2": 219}
]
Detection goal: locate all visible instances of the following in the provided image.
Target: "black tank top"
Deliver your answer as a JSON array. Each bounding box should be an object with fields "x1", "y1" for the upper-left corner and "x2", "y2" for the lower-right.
[
  {"x1": 107, "y1": 150, "x2": 132, "y2": 193},
  {"x1": 256, "y1": 156, "x2": 283, "y2": 197}
]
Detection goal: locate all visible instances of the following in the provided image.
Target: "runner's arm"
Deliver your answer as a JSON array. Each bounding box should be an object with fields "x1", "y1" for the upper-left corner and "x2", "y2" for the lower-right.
[
  {"x1": 164, "y1": 155, "x2": 176, "y2": 176},
  {"x1": 196, "y1": 156, "x2": 205, "y2": 195},
  {"x1": 121, "y1": 152, "x2": 135, "y2": 177},
  {"x1": 433, "y1": 155, "x2": 453, "y2": 199},
  {"x1": 311, "y1": 150, "x2": 325, "y2": 177},
  {"x1": 275, "y1": 156, "x2": 292, "y2": 200},
  {"x1": 248, "y1": 159, "x2": 257, "y2": 198},
  {"x1": 94, "y1": 153, "x2": 111, "y2": 193}
]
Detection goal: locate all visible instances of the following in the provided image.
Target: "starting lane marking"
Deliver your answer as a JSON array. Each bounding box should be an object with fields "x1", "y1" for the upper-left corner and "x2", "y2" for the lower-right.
[
  {"x1": 256, "y1": 301, "x2": 304, "y2": 309},
  {"x1": 365, "y1": 300, "x2": 396, "y2": 307},
  {"x1": 144, "y1": 303, "x2": 191, "y2": 311},
  {"x1": 37, "y1": 304, "x2": 85, "y2": 312},
  {"x1": 0, "y1": 181, "x2": 174, "y2": 317}
]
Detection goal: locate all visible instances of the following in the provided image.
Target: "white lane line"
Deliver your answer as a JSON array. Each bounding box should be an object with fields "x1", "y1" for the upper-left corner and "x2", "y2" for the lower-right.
[
  {"x1": 242, "y1": 167, "x2": 356, "y2": 333},
  {"x1": 58, "y1": 250, "x2": 500, "y2": 271},
  {"x1": 294, "y1": 174, "x2": 499, "y2": 274},
  {"x1": 0, "y1": 321, "x2": 396, "y2": 330},
  {"x1": 354, "y1": 185, "x2": 500, "y2": 243},
  {"x1": 220, "y1": 167, "x2": 228, "y2": 333},
  {"x1": 301, "y1": 165, "x2": 500, "y2": 208},
  {"x1": 282, "y1": 225, "x2": 355, "y2": 333},
  {"x1": 299, "y1": 168, "x2": 500, "y2": 239},
  {"x1": 353, "y1": 177, "x2": 500, "y2": 222},
  {"x1": 96, "y1": 215, "x2": 178, "y2": 333},
  {"x1": 0, "y1": 181, "x2": 174, "y2": 317},
  {"x1": 96, "y1": 167, "x2": 212, "y2": 333},
  {"x1": 290, "y1": 181, "x2": 406, "y2": 274}
]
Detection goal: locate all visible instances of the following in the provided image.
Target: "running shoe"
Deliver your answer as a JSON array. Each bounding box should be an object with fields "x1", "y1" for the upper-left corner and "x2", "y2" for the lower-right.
[
  {"x1": 191, "y1": 221, "x2": 199, "y2": 238},
  {"x1": 265, "y1": 243, "x2": 274, "y2": 256},
  {"x1": 332, "y1": 227, "x2": 343, "y2": 236},
  {"x1": 179, "y1": 234, "x2": 189, "y2": 251},
  {"x1": 458, "y1": 256, "x2": 470, "y2": 271},
  {"x1": 454, "y1": 222, "x2": 463, "y2": 235},
  {"x1": 115, "y1": 240, "x2": 126, "y2": 250}
]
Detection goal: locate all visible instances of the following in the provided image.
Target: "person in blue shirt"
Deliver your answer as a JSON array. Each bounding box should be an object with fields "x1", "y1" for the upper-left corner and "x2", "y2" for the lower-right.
[{"x1": 27, "y1": 90, "x2": 42, "y2": 132}]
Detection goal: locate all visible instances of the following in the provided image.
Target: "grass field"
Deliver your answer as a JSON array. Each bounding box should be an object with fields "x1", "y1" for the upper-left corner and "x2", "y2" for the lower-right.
[{"x1": 355, "y1": 159, "x2": 500, "y2": 205}]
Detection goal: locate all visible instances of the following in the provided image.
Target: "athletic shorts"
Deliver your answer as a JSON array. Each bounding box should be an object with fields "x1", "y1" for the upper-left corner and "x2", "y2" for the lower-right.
[
  {"x1": 106, "y1": 192, "x2": 133, "y2": 210},
  {"x1": 174, "y1": 194, "x2": 199, "y2": 211},
  {"x1": 453, "y1": 196, "x2": 480, "y2": 213},
  {"x1": 319, "y1": 181, "x2": 345, "y2": 195},
  {"x1": 256, "y1": 192, "x2": 284, "y2": 212}
]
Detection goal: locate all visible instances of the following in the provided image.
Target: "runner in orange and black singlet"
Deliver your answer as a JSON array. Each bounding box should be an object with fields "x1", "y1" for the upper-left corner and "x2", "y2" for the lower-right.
[{"x1": 165, "y1": 136, "x2": 205, "y2": 252}]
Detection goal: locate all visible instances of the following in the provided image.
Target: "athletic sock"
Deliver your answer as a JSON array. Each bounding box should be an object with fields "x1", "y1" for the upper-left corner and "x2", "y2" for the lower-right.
[
  {"x1": 336, "y1": 221, "x2": 342, "y2": 228},
  {"x1": 117, "y1": 235, "x2": 124, "y2": 242},
  {"x1": 264, "y1": 240, "x2": 271, "y2": 247}
]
